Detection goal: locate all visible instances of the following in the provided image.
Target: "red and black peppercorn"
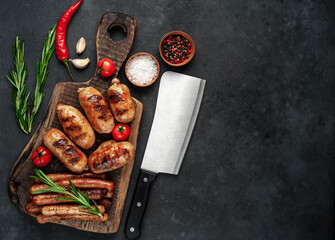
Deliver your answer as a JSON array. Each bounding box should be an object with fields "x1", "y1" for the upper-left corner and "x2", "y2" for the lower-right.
[{"x1": 161, "y1": 34, "x2": 192, "y2": 64}]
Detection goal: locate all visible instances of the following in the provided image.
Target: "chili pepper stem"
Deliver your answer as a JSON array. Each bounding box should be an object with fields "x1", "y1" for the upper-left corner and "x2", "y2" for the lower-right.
[{"x1": 62, "y1": 59, "x2": 75, "y2": 81}]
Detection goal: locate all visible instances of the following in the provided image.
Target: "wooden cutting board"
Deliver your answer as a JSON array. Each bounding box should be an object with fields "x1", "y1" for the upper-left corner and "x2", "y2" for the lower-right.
[{"x1": 8, "y1": 12, "x2": 142, "y2": 233}]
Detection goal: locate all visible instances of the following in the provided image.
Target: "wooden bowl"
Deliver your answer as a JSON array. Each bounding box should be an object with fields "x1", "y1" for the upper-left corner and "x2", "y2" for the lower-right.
[
  {"x1": 159, "y1": 31, "x2": 195, "y2": 66},
  {"x1": 125, "y1": 52, "x2": 160, "y2": 87}
]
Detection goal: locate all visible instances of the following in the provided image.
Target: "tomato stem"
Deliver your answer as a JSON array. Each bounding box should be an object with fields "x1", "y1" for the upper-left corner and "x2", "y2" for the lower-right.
[
  {"x1": 32, "y1": 148, "x2": 50, "y2": 164},
  {"x1": 97, "y1": 60, "x2": 111, "y2": 74},
  {"x1": 117, "y1": 125, "x2": 125, "y2": 133}
]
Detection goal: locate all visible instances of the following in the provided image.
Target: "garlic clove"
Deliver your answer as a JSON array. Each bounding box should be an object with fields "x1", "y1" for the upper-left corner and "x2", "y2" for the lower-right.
[
  {"x1": 70, "y1": 58, "x2": 90, "y2": 69},
  {"x1": 76, "y1": 37, "x2": 86, "y2": 54}
]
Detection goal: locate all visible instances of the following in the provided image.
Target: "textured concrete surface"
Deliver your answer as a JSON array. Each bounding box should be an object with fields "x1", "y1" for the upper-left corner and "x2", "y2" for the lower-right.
[{"x1": 0, "y1": 0, "x2": 334, "y2": 239}]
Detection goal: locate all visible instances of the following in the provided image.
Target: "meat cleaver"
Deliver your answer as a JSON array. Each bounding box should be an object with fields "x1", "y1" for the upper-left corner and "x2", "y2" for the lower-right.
[{"x1": 125, "y1": 71, "x2": 206, "y2": 238}]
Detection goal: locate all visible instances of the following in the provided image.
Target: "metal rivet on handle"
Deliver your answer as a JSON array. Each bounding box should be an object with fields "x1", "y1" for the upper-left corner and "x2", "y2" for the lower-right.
[
  {"x1": 130, "y1": 227, "x2": 135, "y2": 232},
  {"x1": 143, "y1": 177, "x2": 148, "y2": 182},
  {"x1": 137, "y1": 202, "x2": 142, "y2": 207}
]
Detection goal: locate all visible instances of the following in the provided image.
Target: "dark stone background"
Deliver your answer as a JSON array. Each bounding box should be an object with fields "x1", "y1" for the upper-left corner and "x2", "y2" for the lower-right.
[{"x1": 0, "y1": 0, "x2": 333, "y2": 239}]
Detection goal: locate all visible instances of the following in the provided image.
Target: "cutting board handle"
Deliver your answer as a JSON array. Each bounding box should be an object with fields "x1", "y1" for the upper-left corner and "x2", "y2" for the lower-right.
[{"x1": 90, "y1": 12, "x2": 136, "y2": 86}]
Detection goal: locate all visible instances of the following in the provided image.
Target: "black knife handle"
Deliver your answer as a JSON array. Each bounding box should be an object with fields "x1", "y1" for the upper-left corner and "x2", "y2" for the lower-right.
[{"x1": 125, "y1": 170, "x2": 157, "y2": 239}]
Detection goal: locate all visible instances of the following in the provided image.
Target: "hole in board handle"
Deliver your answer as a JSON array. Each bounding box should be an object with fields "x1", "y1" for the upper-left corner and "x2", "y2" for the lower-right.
[{"x1": 108, "y1": 24, "x2": 127, "y2": 42}]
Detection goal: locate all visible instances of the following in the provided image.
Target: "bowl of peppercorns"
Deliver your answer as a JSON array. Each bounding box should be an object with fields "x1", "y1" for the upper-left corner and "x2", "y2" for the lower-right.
[{"x1": 159, "y1": 31, "x2": 195, "y2": 66}]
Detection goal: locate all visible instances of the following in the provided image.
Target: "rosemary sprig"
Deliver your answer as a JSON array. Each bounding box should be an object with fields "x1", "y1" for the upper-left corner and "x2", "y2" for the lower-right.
[
  {"x1": 6, "y1": 37, "x2": 30, "y2": 133},
  {"x1": 30, "y1": 169, "x2": 102, "y2": 217},
  {"x1": 6, "y1": 23, "x2": 57, "y2": 134}
]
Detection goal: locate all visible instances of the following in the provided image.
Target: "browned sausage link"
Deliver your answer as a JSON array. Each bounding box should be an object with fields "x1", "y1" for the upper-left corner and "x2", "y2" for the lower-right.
[
  {"x1": 30, "y1": 178, "x2": 114, "y2": 194},
  {"x1": 88, "y1": 140, "x2": 135, "y2": 174},
  {"x1": 32, "y1": 189, "x2": 107, "y2": 205},
  {"x1": 41, "y1": 204, "x2": 105, "y2": 216},
  {"x1": 56, "y1": 104, "x2": 96, "y2": 150},
  {"x1": 107, "y1": 78, "x2": 136, "y2": 123},
  {"x1": 26, "y1": 202, "x2": 43, "y2": 214},
  {"x1": 34, "y1": 172, "x2": 107, "y2": 183},
  {"x1": 78, "y1": 87, "x2": 115, "y2": 134},
  {"x1": 36, "y1": 213, "x2": 108, "y2": 224},
  {"x1": 43, "y1": 128, "x2": 87, "y2": 173},
  {"x1": 96, "y1": 198, "x2": 112, "y2": 209},
  {"x1": 105, "y1": 190, "x2": 113, "y2": 198}
]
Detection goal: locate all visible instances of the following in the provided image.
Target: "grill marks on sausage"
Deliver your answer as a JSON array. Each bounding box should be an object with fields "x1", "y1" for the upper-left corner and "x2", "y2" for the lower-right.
[
  {"x1": 115, "y1": 109, "x2": 128, "y2": 116},
  {"x1": 87, "y1": 95, "x2": 100, "y2": 103},
  {"x1": 94, "y1": 105, "x2": 102, "y2": 112},
  {"x1": 123, "y1": 148, "x2": 129, "y2": 156},
  {"x1": 69, "y1": 157, "x2": 80, "y2": 165},
  {"x1": 93, "y1": 148, "x2": 130, "y2": 170},
  {"x1": 87, "y1": 94, "x2": 112, "y2": 121},
  {"x1": 65, "y1": 125, "x2": 82, "y2": 131},
  {"x1": 90, "y1": 188, "x2": 108, "y2": 197},
  {"x1": 94, "y1": 154, "x2": 115, "y2": 170},
  {"x1": 63, "y1": 146, "x2": 78, "y2": 156},
  {"x1": 53, "y1": 139, "x2": 79, "y2": 157},
  {"x1": 108, "y1": 91, "x2": 124, "y2": 103},
  {"x1": 60, "y1": 115, "x2": 75, "y2": 123},
  {"x1": 97, "y1": 105, "x2": 112, "y2": 121},
  {"x1": 73, "y1": 132, "x2": 87, "y2": 140},
  {"x1": 53, "y1": 139, "x2": 68, "y2": 147}
]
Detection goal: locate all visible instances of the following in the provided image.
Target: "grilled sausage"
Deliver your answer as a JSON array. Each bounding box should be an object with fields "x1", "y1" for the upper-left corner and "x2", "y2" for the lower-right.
[
  {"x1": 41, "y1": 204, "x2": 105, "y2": 216},
  {"x1": 97, "y1": 199, "x2": 113, "y2": 209},
  {"x1": 36, "y1": 213, "x2": 108, "y2": 224},
  {"x1": 32, "y1": 189, "x2": 107, "y2": 205},
  {"x1": 89, "y1": 140, "x2": 135, "y2": 174},
  {"x1": 56, "y1": 104, "x2": 95, "y2": 149},
  {"x1": 43, "y1": 128, "x2": 87, "y2": 173},
  {"x1": 26, "y1": 202, "x2": 43, "y2": 214},
  {"x1": 34, "y1": 172, "x2": 107, "y2": 183},
  {"x1": 78, "y1": 87, "x2": 115, "y2": 133},
  {"x1": 107, "y1": 78, "x2": 136, "y2": 123},
  {"x1": 30, "y1": 178, "x2": 114, "y2": 194}
]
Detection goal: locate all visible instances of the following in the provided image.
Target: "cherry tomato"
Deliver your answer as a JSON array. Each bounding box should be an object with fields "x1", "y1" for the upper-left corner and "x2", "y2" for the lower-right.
[
  {"x1": 32, "y1": 147, "x2": 52, "y2": 167},
  {"x1": 112, "y1": 123, "x2": 131, "y2": 141},
  {"x1": 97, "y1": 58, "x2": 115, "y2": 77}
]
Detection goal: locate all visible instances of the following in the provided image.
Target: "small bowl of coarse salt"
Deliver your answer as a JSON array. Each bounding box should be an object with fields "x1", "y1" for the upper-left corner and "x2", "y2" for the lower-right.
[{"x1": 125, "y1": 52, "x2": 160, "y2": 87}]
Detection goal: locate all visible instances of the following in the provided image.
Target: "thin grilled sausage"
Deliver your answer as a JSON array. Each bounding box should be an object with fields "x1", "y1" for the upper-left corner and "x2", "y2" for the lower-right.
[
  {"x1": 30, "y1": 178, "x2": 114, "y2": 194},
  {"x1": 36, "y1": 213, "x2": 108, "y2": 224},
  {"x1": 107, "y1": 78, "x2": 136, "y2": 123},
  {"x1": 43, "y1": 128, "x2": 87, "y2": 173},
  {"x1": 32, "y1": 189, "x2": 107, "y2": 205},
  {"x1": 34, "y1": 172, "x2": 107, "y2": 183},
  {"x1": 78, "y1": 87, "x2": 115, "y2": 133},
  {"x1": 97, "y1": 199, "x2": 113, "y2": 209},
  {"x1": 26, "y1": 202, "x2": 43, "y2": 214},
  {"x1": 56, "y1": 104, "x2": 95, "y2": 149},
  {"x1": 88, "y1": 140, "x2": 135, "y2": 174},
  {"x1": 41, "y1": 204, "x2": 105, "y2": 216},
  {"x1": 105, "y1": 190, "x2": 113, "y2": 198}
]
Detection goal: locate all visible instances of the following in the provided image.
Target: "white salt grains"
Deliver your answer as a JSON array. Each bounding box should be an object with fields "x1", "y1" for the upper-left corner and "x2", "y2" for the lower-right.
[{"x1": 126, "y1": 55, "x2": 158, "y2": 85}]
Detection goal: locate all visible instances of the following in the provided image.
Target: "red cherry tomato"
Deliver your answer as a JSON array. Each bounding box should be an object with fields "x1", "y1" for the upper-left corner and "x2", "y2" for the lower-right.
[
  {"x1": 112, "y1": 123, "x2": 131, "y2": 141},
  {"x1": 97, "y1": 58, "x2": 115, "y2": 77},
  {"x1": 32, "y1": 147, "x2": 52, "y2": 167}
]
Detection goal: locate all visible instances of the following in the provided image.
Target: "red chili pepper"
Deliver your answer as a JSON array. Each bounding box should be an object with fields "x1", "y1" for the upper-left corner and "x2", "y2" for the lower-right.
[{"x1": 55, "y1": 0, "x2": 83, "y2": 81}]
